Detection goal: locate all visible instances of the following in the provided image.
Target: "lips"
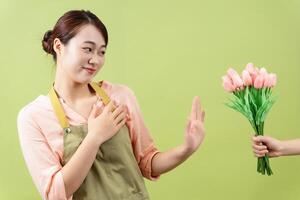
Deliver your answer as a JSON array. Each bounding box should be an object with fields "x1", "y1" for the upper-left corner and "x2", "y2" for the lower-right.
[{"x1": 83, "y1": 67, "x2": 96, "y2": 74}]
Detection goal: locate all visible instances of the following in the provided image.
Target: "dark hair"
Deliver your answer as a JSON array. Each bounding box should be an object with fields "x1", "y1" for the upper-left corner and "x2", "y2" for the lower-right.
[{"x1": 42, "y1": 10, "x2": 108, "y2": 61}]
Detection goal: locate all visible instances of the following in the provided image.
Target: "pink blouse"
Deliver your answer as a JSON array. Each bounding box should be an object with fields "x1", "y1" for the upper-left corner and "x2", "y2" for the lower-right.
[{"x1": 17, "y1": 81, "x2": 160, "y2": 200}]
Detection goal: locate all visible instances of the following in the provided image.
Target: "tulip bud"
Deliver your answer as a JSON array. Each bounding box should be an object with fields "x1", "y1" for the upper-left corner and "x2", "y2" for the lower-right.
[
  {"x1": 246, "y1": 63, "x2": 255, "y2": 74},
  {"x1": 222, "y1": 75, "x2": 235, "y2": 92},
  {"x1": 254, "y1": 75, "x2": 264, "y2": 89},
  {"x1": 242, "y1": 70, "x2": 252, "y2": 86},
  {"x1": 269, "y1": 73, "x2": 277, "y2": 87}
]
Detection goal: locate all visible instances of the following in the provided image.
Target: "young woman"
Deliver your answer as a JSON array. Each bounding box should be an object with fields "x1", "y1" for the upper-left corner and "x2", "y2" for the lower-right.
[{"x1": 17, "y1": 10, "x2": 206, "y2": 200}]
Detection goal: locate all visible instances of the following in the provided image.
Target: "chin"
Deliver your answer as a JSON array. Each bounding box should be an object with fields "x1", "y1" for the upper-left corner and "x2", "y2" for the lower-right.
[{"x1": 74, "y1": 77, "x2": 93, "y2": 85}]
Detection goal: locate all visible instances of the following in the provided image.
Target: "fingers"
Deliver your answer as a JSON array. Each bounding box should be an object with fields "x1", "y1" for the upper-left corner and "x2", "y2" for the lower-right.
[
  {"x1": 201, "y1": 110, "x2": 205, "y2": 123},
  {"x1": 186, "y1": 119, "x2": 192, "y2": 131},
  {"x1": 103, "y1": 101, "x2": 114, "y2": 114},
  {"x1": 253, "y1": 143, "x2": 268, "y2": 157},
  {"x1": 114, "y1": 111, "x2": 127, "y2": 125},
  {"x1": 190, "y1": 96, "x2": 205, "y2": 123},
  {"x1": 88, "y1": 104, "x2": 99, "y2": 119},
  {"x1": 111, "y1": 105, "x2": 126, "y2": 119},
  {"x1": 254, "y1": 150, "x2": 268, "y2": 157},
  {"x1": 103, "y1": 101, "x2": 127, "y2": 127},
  {"x1": 115, "y1": 118, "x2": 127, "y2": 130},
  {"x1": 252, "y1": 135, "x2": 269, "y2": 157},
  {"x1": 252, "y1": 143, "x2": 267, "y2": 151},
  {"x1": 187, "y1": 96, "x2": 205, "y2": 130},
  {"x1": 252, "y1": 135, "x2": 266, "y2": 144},
  {"x1": 95, "y1": 106, "x2": 104, "y2": 117},
  {"x1": 190, "y1": 97, "x2": 197, "y2": 120},
  {"x1": 196, "y1": 96, "x2": 202, "y2": 120}
]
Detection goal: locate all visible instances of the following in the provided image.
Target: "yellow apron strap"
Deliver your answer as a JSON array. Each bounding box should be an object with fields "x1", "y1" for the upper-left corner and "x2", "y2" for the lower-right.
[
  {"x1": 49, "y1": 87, "x2": 70, "y2": 130},
  {"x1": 49, "y1": 81, "x2": 112, "y2": 131},
  {"x1": 89, "y1": 82, "x2": 111, "y2": 105}
]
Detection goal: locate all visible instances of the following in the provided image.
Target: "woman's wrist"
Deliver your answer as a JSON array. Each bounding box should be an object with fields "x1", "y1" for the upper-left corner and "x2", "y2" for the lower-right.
[
  {"x1": 179, "y1": 144, "x2": 195, "y2": 159},
  {"x1": 85, "y1": 131, "x2": 103, "y2": 147}
]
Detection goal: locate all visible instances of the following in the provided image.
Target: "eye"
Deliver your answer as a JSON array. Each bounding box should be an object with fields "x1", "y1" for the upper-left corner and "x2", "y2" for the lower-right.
[
  {"x1": 98, "y1": 50, "x2": 106, "y2": 57},
  {"x1": 83, "y1": 47, "x2": 92, "y2": 52}
]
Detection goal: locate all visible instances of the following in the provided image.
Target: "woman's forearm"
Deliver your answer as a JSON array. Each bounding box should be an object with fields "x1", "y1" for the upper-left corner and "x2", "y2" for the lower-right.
[
  {"x1": 61, "y1": 132, "x2": 101, "y2": 198},
  {"x1": 151, "y1": 144, "x2": 193, "y2": 177}
]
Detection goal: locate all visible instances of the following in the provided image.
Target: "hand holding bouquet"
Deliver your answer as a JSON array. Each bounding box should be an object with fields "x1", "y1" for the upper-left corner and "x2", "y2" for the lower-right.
[{"x1": 222, "y1": 63, "x2": 277, "y2": 176}]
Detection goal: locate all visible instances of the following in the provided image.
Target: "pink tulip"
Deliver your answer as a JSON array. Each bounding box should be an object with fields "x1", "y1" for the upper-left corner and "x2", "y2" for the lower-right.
[
  {"x1": 263, "y1": 74, "x2": 271, "y2": 88},
  {"x1": 227, "y1": 68, "x2": 239, "y2": 77},
  {"x1": 254, "y1": 75, "x2": 264, "y2": 89},
  {"x1": 246, "y1": 63, "x2": 259, "y2": 85},
  {"x1": 222, "y1": 75, "x2": 235, "y2": 92},
  {"x1": 269, "y1": 73, "x2": 277, "y2": 87},
  {"x1": 242, "y1": 70, "x2": 252, "y2": 86},
  {"x1": 262, "y1": 73, "x2": 277, "y2": 88},
  {"x1": 257, "y1": 68, "x2": 268, "y2": 87},
  {"x1": 227, "y1": 68, "x2": 243, "y2": 88},
  {"x1": 259, "y1": 68, "x2": 268, "y2": 76},
  {"x1": 246, "y1": 63, "x2": 255, "y2": 74},
  {"x1": 232, "y1": 75, "x2": 244, "y2": 88}
]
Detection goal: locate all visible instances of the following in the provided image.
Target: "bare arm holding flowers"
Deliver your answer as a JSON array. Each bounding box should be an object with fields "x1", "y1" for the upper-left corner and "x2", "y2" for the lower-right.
[{"x1": 252, "y1": 136, "x2": 300, "y2": 157}]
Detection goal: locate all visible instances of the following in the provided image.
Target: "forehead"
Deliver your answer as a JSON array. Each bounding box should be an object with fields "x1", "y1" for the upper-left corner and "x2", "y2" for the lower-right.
[{"x1": 71, "y1": 24, "x2": 106, "y2": 46}]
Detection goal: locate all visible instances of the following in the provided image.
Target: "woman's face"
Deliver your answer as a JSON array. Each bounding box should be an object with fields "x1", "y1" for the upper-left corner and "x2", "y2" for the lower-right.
[{"x1": 57, "y1": 24, "x2": 106, "y2": 84}]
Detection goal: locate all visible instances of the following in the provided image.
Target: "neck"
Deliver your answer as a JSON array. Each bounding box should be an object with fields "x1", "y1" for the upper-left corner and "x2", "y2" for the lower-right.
[{"x1": 53, "y1": 66, "x2": 94, "y2": 103}]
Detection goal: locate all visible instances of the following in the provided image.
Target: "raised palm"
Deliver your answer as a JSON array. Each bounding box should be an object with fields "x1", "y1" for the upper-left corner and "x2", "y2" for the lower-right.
[{"x1": 184, "y1": 96, "x2": 205, "y2": 153}]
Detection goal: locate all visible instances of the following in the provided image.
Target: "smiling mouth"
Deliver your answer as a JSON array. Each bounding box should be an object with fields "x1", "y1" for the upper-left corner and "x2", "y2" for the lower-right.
[{"x1": 83, "y1": 67, "x2": 96, "y2": 74}]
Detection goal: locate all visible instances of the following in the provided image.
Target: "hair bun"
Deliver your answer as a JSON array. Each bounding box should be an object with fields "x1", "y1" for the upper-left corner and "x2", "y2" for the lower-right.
[{"x1": 42, "y1": 30, "x2": 54, "y2": 54}]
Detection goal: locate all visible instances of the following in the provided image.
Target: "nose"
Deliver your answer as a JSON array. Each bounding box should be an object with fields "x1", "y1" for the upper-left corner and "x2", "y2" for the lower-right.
[{"x1": 88, "y1": 53, "x2": 103, "y2": 66}]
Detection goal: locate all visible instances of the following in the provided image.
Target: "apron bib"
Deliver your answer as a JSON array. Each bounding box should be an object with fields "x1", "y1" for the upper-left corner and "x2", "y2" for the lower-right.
[{"x1": 49, "y1": 81, "x2": 149, "y2": 200}]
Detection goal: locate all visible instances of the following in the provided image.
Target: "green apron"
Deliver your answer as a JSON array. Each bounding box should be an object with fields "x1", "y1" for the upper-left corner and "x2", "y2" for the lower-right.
[{"x1": 49, "y1": 81, "x2": 150, "y2": 200}]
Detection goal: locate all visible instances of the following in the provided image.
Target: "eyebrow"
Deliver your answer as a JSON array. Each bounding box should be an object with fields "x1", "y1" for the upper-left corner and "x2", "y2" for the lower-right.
[{"x1": 83, "y1": 40, "x2": 106, "y2": 48}]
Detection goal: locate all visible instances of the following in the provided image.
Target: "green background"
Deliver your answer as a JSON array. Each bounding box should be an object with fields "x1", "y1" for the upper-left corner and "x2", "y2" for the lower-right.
[{"x1": 1, "y1": 0, "x2": 300, "y2": 199}]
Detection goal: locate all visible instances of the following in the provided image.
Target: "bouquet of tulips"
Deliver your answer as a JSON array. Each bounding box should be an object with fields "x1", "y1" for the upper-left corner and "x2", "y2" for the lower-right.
[{"x1": 222, "y1": 63, "x2": 277, "y2": 176}]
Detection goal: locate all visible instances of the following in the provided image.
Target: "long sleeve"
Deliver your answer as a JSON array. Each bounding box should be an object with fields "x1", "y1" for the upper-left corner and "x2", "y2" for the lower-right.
[
  {"x1": 118, "y1": 86, "x2": 161, "y2": 180},
  {"x1": 17, "y1": 107, "x2": 71, "y2": 200}
]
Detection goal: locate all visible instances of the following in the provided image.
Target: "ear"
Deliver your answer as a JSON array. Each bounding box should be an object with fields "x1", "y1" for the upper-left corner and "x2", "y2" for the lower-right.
[{"x1": 53, "y1": 38, "x2": 64, "y2": 56}]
